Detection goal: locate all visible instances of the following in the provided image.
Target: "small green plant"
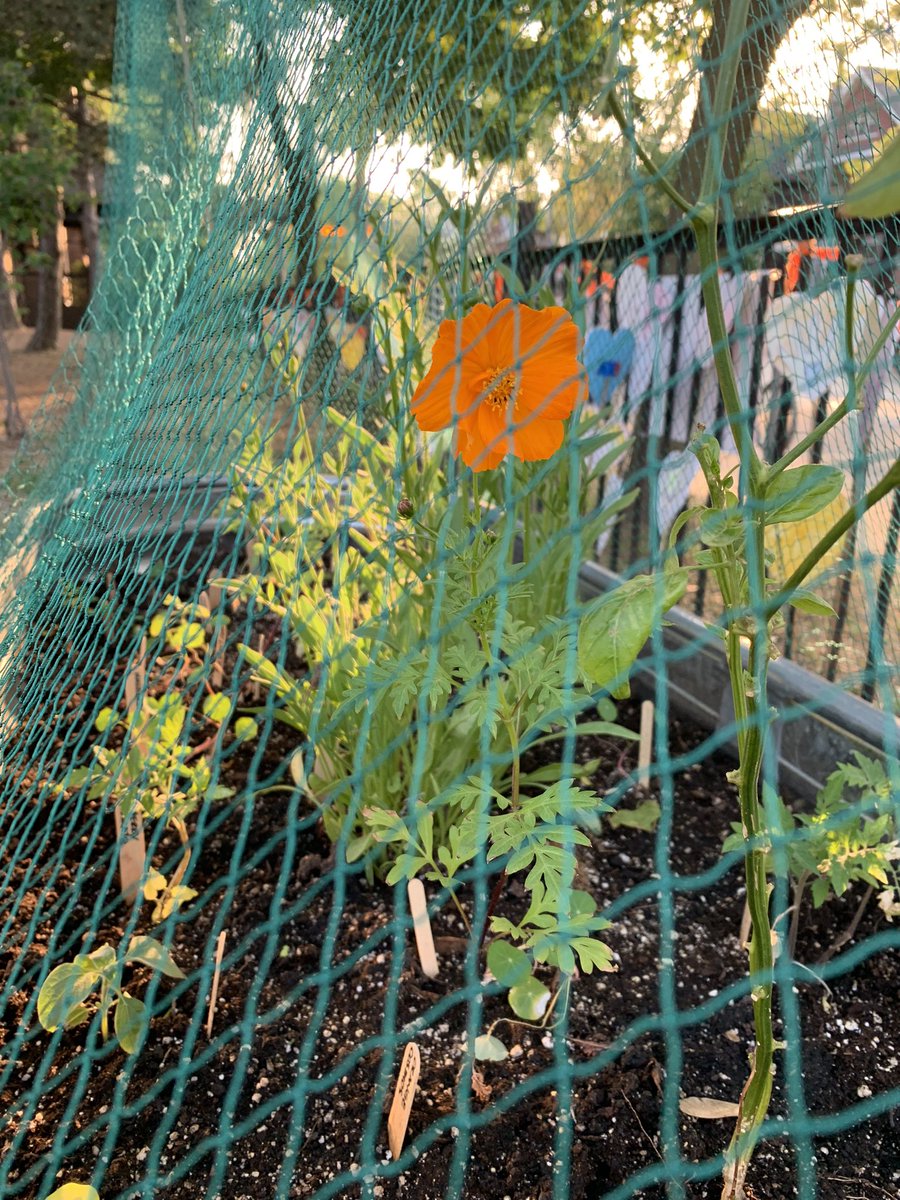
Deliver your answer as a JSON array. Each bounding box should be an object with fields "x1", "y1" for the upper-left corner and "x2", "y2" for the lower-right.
[
  {"x1": 362, "y1": 519, "x2": 625, "y2": 1047},
  {"x1": 37, "y1": 936, "x2": 184, "y2": 1054},
  {"x1": 71, "y1": 599, "x2": 256, "y2": 920},
  {"x1": 221, "y1": 407, "x2": 455, "y2": 873},
  {"x1": 725, "y1": 753, "x2": 899, "y2": 959}
]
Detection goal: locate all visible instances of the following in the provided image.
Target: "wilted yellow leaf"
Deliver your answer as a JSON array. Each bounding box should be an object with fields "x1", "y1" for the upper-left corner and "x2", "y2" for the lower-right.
[{"x1": 679, "y1": 1096, "x2": 741, "y2": 1119}]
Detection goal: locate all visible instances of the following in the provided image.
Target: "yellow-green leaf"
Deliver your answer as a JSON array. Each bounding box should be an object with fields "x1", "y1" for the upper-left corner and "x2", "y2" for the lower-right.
[
  {"x1": 114, "y1": 993, "x2": 146, "y2": 1054},
  {"x1": 43, "y1": 1185, "x2": 101, "y2": 1200},
  {"x1": 578, "y1": 569, "x2": 688, "y2": 693},
  {"x1": 841, "y1": 129, "x2": 900, "y2": 218},
  {"x1": 764, "y1": 465, "x2": 844, "y2": 526}
]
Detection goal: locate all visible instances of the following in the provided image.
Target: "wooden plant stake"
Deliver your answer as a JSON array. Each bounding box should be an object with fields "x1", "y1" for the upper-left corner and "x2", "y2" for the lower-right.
[
  {"x1": 205, "y1": 930, "x2": 227, "y2": 1037},
  {"x1": 114, "y1": 804, "x2": 147, "y2": 904},
  {"x1": 206, "y1": 581, "x2": 225, "y2": 689},
  {"x1": 251, "y1": 633, "x2": 265, "y2": 702},
  {"x1": 407, "y1": 879, "x2": 439, "y2": 979},
  {"x1": 116, "y1": 639, "x2": 148, "y2": 902},
  {"x1": 123, "y1": 635, "x2": 147, "y2": 715},
  {"x1": 387, "y1": 1042, "x2": 420, "y2": 1161},
  {"x1": 637, "y1": 700, "x2": 654, "y2": 789}
]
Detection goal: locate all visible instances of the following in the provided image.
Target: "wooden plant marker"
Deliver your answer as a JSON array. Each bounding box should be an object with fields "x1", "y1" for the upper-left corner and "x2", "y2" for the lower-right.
[
  {"x1": 123, "y1": 635, "x2": 147, "y2": 715},
  {"x1": 637, "y1": 700, "x2": 654, "y2": 789},
  {"x1": 116, "y1": 639, "x2": 148, "y2": 902},
  {"x1": 407, "y1": 879, "x2": 439, "y2": 979},
  {"x1": 205, "y1": 930, "x2": 227, "y2": 1037},
  {"x1": 251, "y1": 633, "x2": 265, "y2": 701},
  {"x1": 206, "y1": 581, "x2": 225, "y2": 689},
  {"x1": 114, "y1": 804, "x2": 147, "y2": 904},
  {"x1": 387, "y1": 1042, "x2": 420, "y2": 1161}
]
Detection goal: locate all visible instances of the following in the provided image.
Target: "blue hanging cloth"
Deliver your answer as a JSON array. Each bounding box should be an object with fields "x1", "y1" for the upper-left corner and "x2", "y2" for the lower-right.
[{"x1": 582, "y1": 327, "x2": 635, "y2": 409}]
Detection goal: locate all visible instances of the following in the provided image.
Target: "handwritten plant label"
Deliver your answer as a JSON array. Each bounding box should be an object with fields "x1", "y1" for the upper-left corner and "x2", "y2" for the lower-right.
[
  {"x1": 387, "y1": 1042, "x2": 420, "y2": 1161},
  {"x1": 407, "y1": 879, "x2": 439, "y2": 978},
  {"x1": 638, "y1": 699, "x2": 654, "y2": 786},
  {"x1": 113, "y1": 804, "x2": 146, "y2": 903},
  {"x1": 123, "y1": 636, "x2": 147, "y2": 715},
  {"x1": 207, "y1": 581, "x2": 225, "y2": 688}
]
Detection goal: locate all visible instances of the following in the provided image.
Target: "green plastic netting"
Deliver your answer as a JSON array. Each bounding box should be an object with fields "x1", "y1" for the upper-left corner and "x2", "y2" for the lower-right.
[{"x1": 1, "y1": 1, "x2": 899, "y2": 1198}]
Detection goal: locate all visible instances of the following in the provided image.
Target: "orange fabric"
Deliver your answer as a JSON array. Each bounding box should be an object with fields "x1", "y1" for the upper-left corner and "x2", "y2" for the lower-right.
[
  {"x1": 411, "y1": 299, "x2": 585, "y2": 472},
  {"x1": 784, "y1": 241, "x2": 840, "y2": 294},
  {"x1": 784, "y1": 251, "x2": 802, "y2": 294}
]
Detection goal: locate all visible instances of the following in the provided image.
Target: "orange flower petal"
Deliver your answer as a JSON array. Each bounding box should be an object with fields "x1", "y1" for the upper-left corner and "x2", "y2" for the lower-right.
[
  {"x1": 411, "y1": 300, "x2": 582, "y2": 470},
  {"x1": 493, "y1": 304, "x2": 575, "y2": 363},
  {"x1": 511, "y1": 415, "x2": 565, "y2": 461},
  {"x1": 459, "y1": 417, "x2": 506, "y2": 471},
  {"x1": 411, "y1": 324, "x2": 480, "y2": 427},
  {"x1": 517, "y1": 371, "x2": 584, "y2": 421}
]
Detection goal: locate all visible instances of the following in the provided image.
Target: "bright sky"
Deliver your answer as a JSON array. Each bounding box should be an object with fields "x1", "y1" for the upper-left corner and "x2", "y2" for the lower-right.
[
  {"x1": 765, "y1": 1, "x2": 900, "y2": 116},
  {"x1": 223, "y1": 1, "x2": 900, "y2": 204}
]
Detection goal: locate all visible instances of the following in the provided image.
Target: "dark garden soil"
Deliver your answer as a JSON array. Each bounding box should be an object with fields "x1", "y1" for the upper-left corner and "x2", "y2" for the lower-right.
[{"x1": 2, "y1": 688, "x2": 898, "y2": 1200}]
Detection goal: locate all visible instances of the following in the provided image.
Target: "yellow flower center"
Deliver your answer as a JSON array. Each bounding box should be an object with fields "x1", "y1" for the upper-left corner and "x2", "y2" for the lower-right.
[{"x1": 483, "y1": 367, "x2": 517, "y2": 411}]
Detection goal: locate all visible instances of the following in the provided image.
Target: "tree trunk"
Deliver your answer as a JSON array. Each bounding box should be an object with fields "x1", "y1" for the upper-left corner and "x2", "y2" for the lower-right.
[
  {"x1": 0, "y1": 234, "x2": 21, "y2": 331},
  {"x1": 673, "y1": 0, "x2": 816, "y2": 208},
  {"x1": 621, "y1": 0, "x2": 817, "y2": 565},
  {"x1": 254, "y1": 40, "x2": 319, "y2": 299},
  {"x1": 26, "y1": 190, "x2": 64, "y2": 353},
  {"x1": 0, "y1": 326, "x2": 25, "y2": 439},
  {"x1": 73, "y1": 90, "x2": 102, "y2": 297}
]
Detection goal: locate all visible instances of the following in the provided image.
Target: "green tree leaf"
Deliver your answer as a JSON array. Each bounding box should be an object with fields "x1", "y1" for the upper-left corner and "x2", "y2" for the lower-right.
[
  {"x1": 577, "y1": 568, "x2": 688, "y2": 695},
  {"x1": 764, "y1": 465, "x2": 844, "y2": 526}
]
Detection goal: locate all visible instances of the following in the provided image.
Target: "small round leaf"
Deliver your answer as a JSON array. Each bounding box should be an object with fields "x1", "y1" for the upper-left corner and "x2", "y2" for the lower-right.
[{"x1": 473, "y1": 1034, "x2": 508, "y2": 1062}]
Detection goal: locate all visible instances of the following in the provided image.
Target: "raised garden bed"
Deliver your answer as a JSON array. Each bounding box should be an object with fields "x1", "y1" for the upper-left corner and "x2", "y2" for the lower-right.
[{"x1": 4, "y1": 683, "x2": 898, "y2": 1200}]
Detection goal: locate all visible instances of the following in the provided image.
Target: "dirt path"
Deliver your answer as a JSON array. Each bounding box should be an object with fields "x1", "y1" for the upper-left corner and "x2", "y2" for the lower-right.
[{"x1": 0, "y1": 327, "x2": 74, "y2": 482}]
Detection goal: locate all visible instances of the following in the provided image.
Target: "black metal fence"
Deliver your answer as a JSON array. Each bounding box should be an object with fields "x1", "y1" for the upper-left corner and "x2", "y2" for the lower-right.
[{"x1": 503, "y1": 208, "x2": 900, "y2": 702}]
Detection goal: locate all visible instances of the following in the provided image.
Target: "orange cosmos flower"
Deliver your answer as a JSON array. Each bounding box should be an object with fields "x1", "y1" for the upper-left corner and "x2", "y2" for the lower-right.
[{"x1": 410, "y1": 299, "x2": 585, "y2": 471}]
